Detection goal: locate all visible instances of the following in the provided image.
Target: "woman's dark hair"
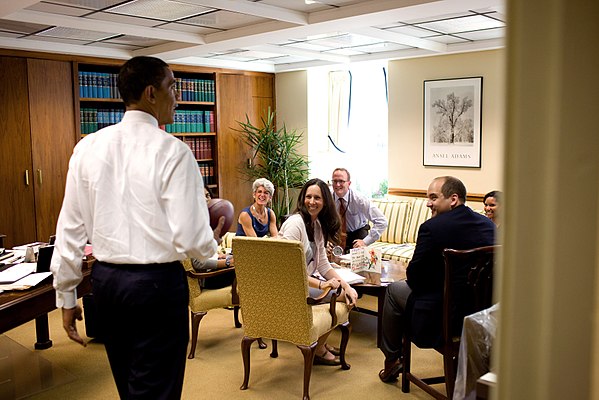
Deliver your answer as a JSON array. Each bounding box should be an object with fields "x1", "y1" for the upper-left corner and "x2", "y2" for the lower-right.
[
  {"x1": 117, "y1": 56, "x2": 169, "y2": 106},
  {"x1": 483, "y1": 190, "x2": 502, "y2": 204},
  {"x1": 295, "y1": 178, "x2": 340, "y2": 244}
]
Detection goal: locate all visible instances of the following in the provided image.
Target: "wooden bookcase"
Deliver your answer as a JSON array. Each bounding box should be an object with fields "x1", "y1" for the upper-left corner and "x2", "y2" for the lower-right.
[
  {"x1": 75, "y1": 63, "x2": 220, "y2": 194},
  {"x1": 0, "y1": 49, "x2": 275, "y2": 241}
]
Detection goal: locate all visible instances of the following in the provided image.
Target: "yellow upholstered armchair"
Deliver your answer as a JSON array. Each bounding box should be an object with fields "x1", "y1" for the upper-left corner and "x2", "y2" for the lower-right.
[
  {"x1": 181, "y1": 258, "x2": 241, "y2": 359},
  {"x1": 233, "y1": 236, "x2": 352, "y2": 400}
]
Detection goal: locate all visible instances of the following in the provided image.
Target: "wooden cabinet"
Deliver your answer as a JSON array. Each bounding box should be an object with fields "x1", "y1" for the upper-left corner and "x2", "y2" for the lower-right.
[
  {"x1": 0, "y1": 57, "x2": 76, "y2": 248},
  {"x1": 216, "y1": 73, "x2": 275, "y2": 218}
]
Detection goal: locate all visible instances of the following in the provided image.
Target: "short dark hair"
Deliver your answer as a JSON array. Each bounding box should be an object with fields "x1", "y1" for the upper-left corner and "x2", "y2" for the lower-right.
[
  {"x1": 484, "y1": 190, "x2": 502, "y2": 203},
  {"x1": 117, "y1": 56, "x2": 169, "y2": 106},
  {"x1": 333, "y1": 168, "x2": 350, "y2": 182},
  {"x1": 438, "y1": 176, "x2": 467, "y2": 203}
]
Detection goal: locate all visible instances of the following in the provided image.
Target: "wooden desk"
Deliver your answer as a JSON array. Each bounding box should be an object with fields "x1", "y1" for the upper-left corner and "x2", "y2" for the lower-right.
[
  {"x1": 347, "y1": 259, "x2": 407, "y2": 347},
  {"x1": 0, "y1": 258, "x2": 94, "y2": 349}
]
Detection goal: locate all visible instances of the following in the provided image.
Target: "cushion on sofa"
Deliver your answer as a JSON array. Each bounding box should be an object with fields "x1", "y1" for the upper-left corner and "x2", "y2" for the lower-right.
[
  {"x1": 371, "y1": 199, "x2": 411, "y2": 245},
  {"x1": 402, "y1": 198, "x2": 432, "y2": 244},
  {"x1": 369, "y1": 241, "x2": 415, "y2": 263}
]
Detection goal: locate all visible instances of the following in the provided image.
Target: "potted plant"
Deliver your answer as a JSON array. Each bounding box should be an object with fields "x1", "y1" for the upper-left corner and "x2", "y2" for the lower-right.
[{"x1": 236, "y1": 109, "x2": 309, "y2": 225}]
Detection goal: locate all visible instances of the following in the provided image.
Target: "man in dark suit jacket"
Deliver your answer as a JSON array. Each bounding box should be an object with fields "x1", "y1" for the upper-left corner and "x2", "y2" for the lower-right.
[{"x1": 378, "y1": 176, "x2": 495, "y2": 383}]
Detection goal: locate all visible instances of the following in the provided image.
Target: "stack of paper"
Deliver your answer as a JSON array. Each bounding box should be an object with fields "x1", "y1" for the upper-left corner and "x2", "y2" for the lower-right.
[
  {"x1": 333, "y1": 267, "x2": 366, "y2": 285},
  {"x1": 0, "y1": 263, "x2": 37, "y2": 284}
]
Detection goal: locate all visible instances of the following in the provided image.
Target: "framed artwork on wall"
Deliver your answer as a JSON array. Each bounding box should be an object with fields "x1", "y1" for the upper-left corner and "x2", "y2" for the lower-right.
[{"x1": 423, "y1": 76, "x2": 483, "y2": 168}]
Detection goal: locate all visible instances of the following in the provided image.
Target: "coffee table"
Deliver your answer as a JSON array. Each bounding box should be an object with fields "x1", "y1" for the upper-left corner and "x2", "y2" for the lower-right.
[{"x1": 336, "y1": 258, "x2": 407, "y2": 347}]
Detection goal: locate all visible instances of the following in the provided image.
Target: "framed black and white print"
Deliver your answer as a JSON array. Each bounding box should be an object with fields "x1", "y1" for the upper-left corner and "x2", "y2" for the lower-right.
[{"x1": 423, "y1": 77, "x2": 483, "y2": 168}]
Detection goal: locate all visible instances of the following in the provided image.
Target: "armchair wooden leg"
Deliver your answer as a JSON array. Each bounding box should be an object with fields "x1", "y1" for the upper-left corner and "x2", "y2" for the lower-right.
[
  {"x1": 233, "y1": 305, "x2": 242, "y2": 328},
  {"x1": 270, "y1": 339, "x2": 278, "y2": 358},
  {"x1": 188, "y1": 310, "x2": 207, "y2": 359},
  {"x1": 401, "y1": 332, "x2": 411, "y2": 393},
  {"x1": 240, "y1": 336, "x2": 257, "y2": 390},
  {"x1": 258, "y1": 337, "x2": 267, "y2": 349},
  {"x1": 443, "y1": 352, "x2": 458, "y2": 400},
  {"x1": 298, "y1": 343, "x2": 318, "y2": 400},
  {"x1": 339, "y1": 321, "x2": 352, "y2": 370}
]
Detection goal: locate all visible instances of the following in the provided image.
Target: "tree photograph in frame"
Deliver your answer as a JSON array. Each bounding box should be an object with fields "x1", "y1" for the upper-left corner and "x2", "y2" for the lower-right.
[{"x1": 423, "y1": 77, "x2": 483, "y2": 167}]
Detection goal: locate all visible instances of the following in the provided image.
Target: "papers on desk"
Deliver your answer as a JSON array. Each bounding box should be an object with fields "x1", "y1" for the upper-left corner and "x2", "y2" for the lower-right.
[
  {"x1": 0, "y1": 272, "x2": 52, "y2": 291},
  {"x1": 0, "y1": 263, "x2": 37, "y2": 284},
  {"x1": 332, "y1": 266, "x2": 366, "y2": 285}
]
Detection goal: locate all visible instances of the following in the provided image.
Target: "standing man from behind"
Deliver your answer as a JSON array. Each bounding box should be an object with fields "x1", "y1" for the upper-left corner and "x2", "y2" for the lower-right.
[
  {"x1": 50, "y1": 56, "x2": 221, "y2": 399},
  {"x1": 378, "y1": 176, "x2": 495, "y2": 383},
  {"x1": 331, "y1": 168, "x2": 388, "y2": 253}
]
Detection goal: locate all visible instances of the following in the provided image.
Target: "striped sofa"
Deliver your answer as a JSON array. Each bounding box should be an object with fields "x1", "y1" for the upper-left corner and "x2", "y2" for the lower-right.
[
  {"x1": 369, "y1": 198, "x2": 432, "y2": 263},
  {"x1": 221, "y1": 198, "x2": 432, "y2": 264}
]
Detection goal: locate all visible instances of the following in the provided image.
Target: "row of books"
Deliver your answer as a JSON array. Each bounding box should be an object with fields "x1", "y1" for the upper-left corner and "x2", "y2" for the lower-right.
[
  {"x1": 80, "y1": 108, "x2": 124, "y2": 134},
  {"x1": 79, "y1": 71, "x2": 119, "y2": 99},
  {"x1": 180, "y1": 137, "x2": 213, "y2": 160},
  {"x1": 177, "y1": 78, "x2": 215, "y2": 102},
  {"x1": 198, "y1": 162, "x2": 216, "y2": 185},
  {"x1": 78, "y1": 71, "x2": 215, "y2": 101},
  {"x1": 165, "y1": 110, "x2": 214, "y2": 133}
]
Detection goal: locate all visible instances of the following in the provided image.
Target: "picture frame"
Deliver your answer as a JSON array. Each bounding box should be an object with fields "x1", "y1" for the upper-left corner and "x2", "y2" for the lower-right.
[{"x1": 423, "y1": 77, "x2": 483, "y2": 168}]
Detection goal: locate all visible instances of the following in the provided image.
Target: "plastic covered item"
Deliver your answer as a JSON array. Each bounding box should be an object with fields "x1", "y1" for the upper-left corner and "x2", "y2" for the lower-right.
[{"x1": 453, "y1": 303, "x2": 499, "y2": 400}]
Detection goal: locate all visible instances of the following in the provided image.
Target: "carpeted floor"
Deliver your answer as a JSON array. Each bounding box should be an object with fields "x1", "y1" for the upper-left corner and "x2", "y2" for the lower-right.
[{"x1": 2, "y1": 295, "x2": 445, "y2": 399}]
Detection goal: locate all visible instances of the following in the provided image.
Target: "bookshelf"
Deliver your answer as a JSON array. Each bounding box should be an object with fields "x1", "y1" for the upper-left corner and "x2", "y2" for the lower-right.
[{"x1": 76, "y1": 64, "x2": 219, "y2": 194}]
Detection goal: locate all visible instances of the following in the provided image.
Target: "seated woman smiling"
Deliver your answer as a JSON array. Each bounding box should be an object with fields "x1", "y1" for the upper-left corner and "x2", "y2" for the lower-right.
[
  {"x1": 278, "y1": 178, "x2": 358, "y2": 366},
  {"x1": 483, "y1": 190, "x2": 502, "y2": 227},
  {"x1": 236, "y1": 178, "x2": 278, "y2": 238}
]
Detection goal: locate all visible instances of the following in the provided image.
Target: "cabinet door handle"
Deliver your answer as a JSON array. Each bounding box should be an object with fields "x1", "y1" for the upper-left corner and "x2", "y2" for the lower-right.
[
  {"x1": 25, "y1": 170, "x2": 30, "y2": 186},
  {"x1": 37, "y1": 169, "x2": 43, "y2": 186}
]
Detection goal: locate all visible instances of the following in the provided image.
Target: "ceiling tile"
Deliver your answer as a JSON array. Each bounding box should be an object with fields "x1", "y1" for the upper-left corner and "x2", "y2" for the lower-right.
[
  {"x1": 29, "y1": 35, "x2": 91, "y2": 44},
  {"x1": 180, "y1": 10, "x2": 269, "y2": 29},
  {"x1": 350, "y1": 41, "x2": 412, "y2": 53},
  {"x1": 0, "y1": 19, "x2": 51, "y2": 35},
  {"x1": 0, "y1": 31, "x2": 25, "y2": 39},
  {"x1": 87, "y1": 11, "x2": 165, "y2": 27},
  {"x1": 283, "y1": 41, "x2": 331, "y2": 52},
  {"x1": 324, "y1": 47, "x2": 366, "y2": 56},
  {"x1": 159, "y1": 22, "x2": 221, "y2": 34},
  {"x1": 101, "y1": 34, "x2": 168, "y2": 46},
  {"x1": 424, "y1": 34, "x2": 470, "y2": 44},
  {"x1": 106, "y1": 0, "x2": 214, "y2": 22},
  {"x1": 26, "y1": 2, "x2": 95, "y2": 16},
  {"x1": 257, "y1": 0, "x2": 334, "y2": 12},
  {"x1": 306, "y1": 33, "x2": 379, "y2": 48},
  {"x1": 457, "y1": 27, "x2": 505, "y2": 41},
  {"x1": 40, "y1": 0, "x2": 126, "y2": 10},
  {"x1": 35, "y1": 26, "x2": 116, "y2": 41},
  {"x1": 93, "y1": 41, "x2": 143, "y2": 50},
  {"x1": 416, "y1": 15, "x2": 505, "y2": 34},
  {"x1": 385, "y1": 24, "x2": 440, "y2": 38}
]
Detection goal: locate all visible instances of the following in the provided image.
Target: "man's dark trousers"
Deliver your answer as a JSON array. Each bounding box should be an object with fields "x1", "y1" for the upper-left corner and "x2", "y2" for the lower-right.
[{"x1": 92, "y1": 260, "x2": 189, "y2": 400}]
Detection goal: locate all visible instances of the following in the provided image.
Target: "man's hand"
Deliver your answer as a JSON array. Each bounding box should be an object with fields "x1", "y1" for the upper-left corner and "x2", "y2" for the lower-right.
[
  {"x1": 62, "y1": 306, "x2": 87, "y2": 347},
  {"x1": 352, "y1": 239, "x2": 367, "y2": 248},
  {"x1": 212, "y1": 216, "x2": 225, "y2": 244}
]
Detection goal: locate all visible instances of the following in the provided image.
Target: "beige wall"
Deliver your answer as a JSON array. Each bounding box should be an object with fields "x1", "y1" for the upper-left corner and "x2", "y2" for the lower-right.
[
  {"x1": 388, "y1": 50, "x2": 505, "y2": 195},
  {"x1": 274, "y1": 70, "x2": 308, "y2": 157}
]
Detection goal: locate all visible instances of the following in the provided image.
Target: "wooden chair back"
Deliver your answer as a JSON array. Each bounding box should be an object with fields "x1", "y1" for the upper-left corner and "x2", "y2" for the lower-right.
[{"x1": 402, "y1": 245, "x2": 499, "y2": 400}]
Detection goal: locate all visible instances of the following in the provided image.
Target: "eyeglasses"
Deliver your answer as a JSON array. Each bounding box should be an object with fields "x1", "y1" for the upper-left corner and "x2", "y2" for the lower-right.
[{"x1": 332, "y1": 180, "x2": 347, "y2": 185}]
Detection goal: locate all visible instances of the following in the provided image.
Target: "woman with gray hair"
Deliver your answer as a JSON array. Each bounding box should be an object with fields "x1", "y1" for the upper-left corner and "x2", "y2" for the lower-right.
[{"x1": 236, "y1": 178, "x2": 278, "y2": 237}]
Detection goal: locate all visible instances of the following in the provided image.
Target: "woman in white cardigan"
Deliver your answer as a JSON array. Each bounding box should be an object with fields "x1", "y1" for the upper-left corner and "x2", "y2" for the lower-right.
[{"x1": 279, "y1": 178, "x2": 358, "y2": 365}]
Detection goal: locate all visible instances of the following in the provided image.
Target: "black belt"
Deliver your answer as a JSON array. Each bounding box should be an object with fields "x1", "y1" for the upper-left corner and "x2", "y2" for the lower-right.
[{"x1": 95, "y1": 260, "x2": 181, "y2": 272}]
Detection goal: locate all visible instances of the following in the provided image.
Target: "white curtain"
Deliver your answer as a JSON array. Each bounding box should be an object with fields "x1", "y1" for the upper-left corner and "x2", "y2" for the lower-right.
[{"x1": 328, "y1": 70, "x2": 350, "y2": 151}]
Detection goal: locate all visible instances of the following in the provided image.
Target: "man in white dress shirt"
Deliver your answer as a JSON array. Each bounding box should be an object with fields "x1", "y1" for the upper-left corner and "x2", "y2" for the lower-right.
[
  {"x1": 50, "y1": 56, "x2": 220, "y2": 399},
  {"x1": 331, "y1": 168, "x2": 388, "y2": 253}
]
